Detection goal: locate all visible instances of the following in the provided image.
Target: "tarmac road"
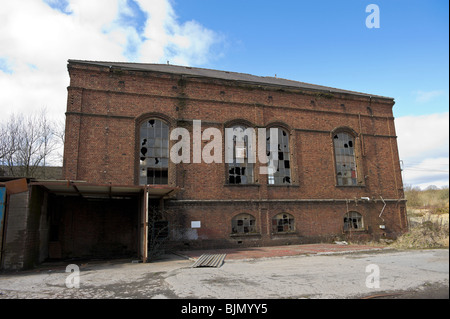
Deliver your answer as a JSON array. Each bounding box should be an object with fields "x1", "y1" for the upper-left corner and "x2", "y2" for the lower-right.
[{"x1": 0, "y1": 248, "x2": 448, "y2": 299}]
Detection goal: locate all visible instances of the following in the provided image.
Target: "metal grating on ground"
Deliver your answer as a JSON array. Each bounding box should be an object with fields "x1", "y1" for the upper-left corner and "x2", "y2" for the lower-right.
[{"x1": 191, "y1": 254, "x2": 226, "y2": 268}]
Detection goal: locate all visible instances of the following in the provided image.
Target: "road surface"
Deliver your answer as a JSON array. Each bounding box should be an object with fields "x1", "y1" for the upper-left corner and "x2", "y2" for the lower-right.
[{"x1": 0, "y1": 248, "x2": 448, "y2": 299}]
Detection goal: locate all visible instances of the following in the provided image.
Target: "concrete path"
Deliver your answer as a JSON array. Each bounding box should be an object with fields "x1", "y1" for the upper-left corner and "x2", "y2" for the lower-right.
[
  {"x1": 0, "y1": 247, "x2": 448, "y2": 299},
  {"x1": 167, "y1": 248, "x2": 448, "y2": 299}
]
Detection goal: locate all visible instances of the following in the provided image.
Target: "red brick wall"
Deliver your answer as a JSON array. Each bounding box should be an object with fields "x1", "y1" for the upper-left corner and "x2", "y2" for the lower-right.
[
  {"x1": 63, "y1": 61, "x2": 407, "y2": 248},
  {"x1": 164, "y1": 200, "x2": 407, "y2": 250}
]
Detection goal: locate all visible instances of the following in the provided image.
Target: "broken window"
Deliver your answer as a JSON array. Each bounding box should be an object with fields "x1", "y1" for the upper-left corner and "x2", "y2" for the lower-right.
[
  {"x1": 343, "y1": 211, "x2": 364, "y2": 231},
  {"x1": 333, "y1": 132, "x2": 357, "y2": 186},
  {"x1": 139, "y1": 119, "x2": 169, "y2": 185},
  {"x1": 266, "y1": 128, "x2": 291, "y2": 185},
  {"x1": 227, "y1": 125, "x2": 254, "y2": 184},
  {"x1": 231, "y1": 213, "x2": 257, "y2": 234},
  {"x1": 272, "y1": 213, "x2": 295, "y2": 233}
]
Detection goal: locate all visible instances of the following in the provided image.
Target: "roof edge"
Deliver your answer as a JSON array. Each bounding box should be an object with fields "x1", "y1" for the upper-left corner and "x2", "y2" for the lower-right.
[{"x1": 67, "y1": 59, "x2": 395, "y2": 101}]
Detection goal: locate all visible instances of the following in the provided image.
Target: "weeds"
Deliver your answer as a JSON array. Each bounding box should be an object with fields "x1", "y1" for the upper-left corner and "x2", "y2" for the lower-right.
[
  {"x1": 392, "y1": 214, "x2": 449, "y2": 249},
  {"x1": 392, "y1": 185, "x2": 449, "y2": 249}
]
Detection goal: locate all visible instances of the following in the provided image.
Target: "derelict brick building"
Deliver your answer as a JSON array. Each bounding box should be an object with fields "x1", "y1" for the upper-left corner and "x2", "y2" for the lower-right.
[
  {"x1": 0, "y1": 59, "x2": 408, "y2": 269},
  {"x1": 51, "y1": 59, "x2": 407, "y2": 259}
]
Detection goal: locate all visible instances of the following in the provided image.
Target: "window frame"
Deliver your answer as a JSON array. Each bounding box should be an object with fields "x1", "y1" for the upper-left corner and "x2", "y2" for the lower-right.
[
  {"x1": 266, "y1": 127, "x2": 291, "y2": 185},
  {"x1": 231, "y1": 213, "x2": 258, "y2": 235},
  {"x1": 343, "y1": 211, "x2": 364, "y2": 231},
  {"x1": 332, "y1": 129, "x2": 362, "y2": 187},
  {"x1": 271, "y1": 213, "x2": 295, "y2": 234},
  {"x1": 138, "y1": 118, "x2": 170, "y2": 186},
  {"x1": 226, "y1": 124, "x2": 255, "y2": 185}
]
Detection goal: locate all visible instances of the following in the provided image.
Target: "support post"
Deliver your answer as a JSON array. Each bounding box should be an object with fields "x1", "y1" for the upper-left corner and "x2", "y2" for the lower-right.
[{"x1": 141, "y1": 186, "x2": 149, "y2": 263}]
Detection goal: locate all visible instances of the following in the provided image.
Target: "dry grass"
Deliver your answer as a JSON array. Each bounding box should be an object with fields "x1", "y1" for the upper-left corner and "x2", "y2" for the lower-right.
[
  {"x1": 392, "y1": 213, "x2": 449, "y2": 249},
  {"x1": 404, "y1": 185, "x2": 449, "y2": 211},
  {"x1": 391, "y1": 186, "x2": 449, "y2": 249}
]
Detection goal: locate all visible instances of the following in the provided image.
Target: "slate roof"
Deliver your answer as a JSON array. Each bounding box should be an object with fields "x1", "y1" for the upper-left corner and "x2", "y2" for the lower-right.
[{"x1": 68, "y1": 60, "x2": 393, "y2": 100}]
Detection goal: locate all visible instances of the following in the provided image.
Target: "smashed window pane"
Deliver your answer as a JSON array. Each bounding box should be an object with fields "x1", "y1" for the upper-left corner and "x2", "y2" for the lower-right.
[
  {"x1": 228, "y1": 125, "x2": 254, "y2": 184},
  {"x1": 139, "y1": 119, "x2": 169, "y2": 185},
  {"x1": 267, "y1": 128, "x2": 291, "y2": 185},
  {"x1": 231, "y1": 214, "x2": 257, "y2": 234},
  {"x1": 333, "y1": 132, "x2": 357, "y2": 186},
  {"x1": 272, "y1": 213, "x2": 295, "y2": 233},
  {"x1": 343, "y1": 212, "x2": 363, "y2": 231}
]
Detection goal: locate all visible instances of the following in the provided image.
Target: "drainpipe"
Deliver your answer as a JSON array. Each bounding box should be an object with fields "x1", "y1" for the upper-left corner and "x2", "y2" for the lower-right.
[{"x1": 378, "y1": 195, "x2": 386, "y2": 228}]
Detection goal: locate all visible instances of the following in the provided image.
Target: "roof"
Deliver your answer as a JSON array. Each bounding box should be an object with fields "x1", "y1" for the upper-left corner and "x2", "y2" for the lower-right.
[
  {"x1": 30, "y1": 180, "x2": 179, "y2": 199},
  {"x1": 68, "y1": 60, "x2": 394, "y2": 100}
]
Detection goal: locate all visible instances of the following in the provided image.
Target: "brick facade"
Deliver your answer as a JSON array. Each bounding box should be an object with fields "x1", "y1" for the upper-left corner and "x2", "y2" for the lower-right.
[{"x1": 62, "y1": 60, "x2": 407, "y2": 251}]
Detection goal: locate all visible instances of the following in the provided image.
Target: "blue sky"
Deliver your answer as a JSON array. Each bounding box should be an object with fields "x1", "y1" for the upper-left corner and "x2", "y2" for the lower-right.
[
  {"x1": 172, "y1": 0, "x2": 449, "y2": 118},
  {"x1": 39, "y1": 0, "x2": 450, "y2": 117},
  {"x1": 0, "y1": 0, "x2": 448, "y2": 188}
]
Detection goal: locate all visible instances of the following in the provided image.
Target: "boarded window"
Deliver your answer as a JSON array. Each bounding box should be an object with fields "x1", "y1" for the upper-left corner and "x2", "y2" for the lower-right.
[
  {"x1": 139, "y1": 119, "x2": 169, "y2": 185},
  {"x1": 267, "y1": 128, "x2": 291, "y2": 185},
  {"x1": 231, "y1": 213, "x2": 257, "y2": 234},
  {"x1": 272, "y1": 213, "x2": 295, "y2": 233},
  {"x1": 333, "y1": 132, "x2": 357, "y2": 186},
  {"x1": 343, "y1": 212, "x2": 364, "y2": 231}
]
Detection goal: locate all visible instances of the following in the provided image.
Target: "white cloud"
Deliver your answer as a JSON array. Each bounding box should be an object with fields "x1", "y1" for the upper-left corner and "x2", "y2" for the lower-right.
[
  {"x1": 138, "y1": 0, "x2": 222, "y2": 65},
  {"x1": 401, "y1": 157, "x2": 449, "y2": 189},
  {"x1": 396, "y1": 112, "x2": 449, "y2": 160},
  {"x1": 0, "y1": 0, "x2": 123, "y2": 120},
  {"x1": 414, "y1": 90, "x2": 446, "y2": 103},
  {"x1": 396, "y1": 112, "x2": 449, "y2": 188},
  {"x1": 0, "y1": 0, "x2": 223, "y2": 121}
]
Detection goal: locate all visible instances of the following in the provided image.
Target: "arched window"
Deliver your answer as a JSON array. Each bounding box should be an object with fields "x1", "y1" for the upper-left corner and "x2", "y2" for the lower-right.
[
  {"x1": 272, "y1": 213, "x2": 295, "y2": 233},
  {"x1": 231, "y1": 213, "x2": 257, "y2": 234},
  {"x1": 343, "y1": 211, "x2": 364, "y2": 231},
  {"x1": 139, "y1": 119, "x2": 169, "y2": 185},
  {"x1": 333, "y1": 131, "x2": 357, "y2": 186},
  {"x1": 266, "y1": 127, "x2": 291, "y2": 184},
  {"x1": 227, "y1": 124, "x2": 254, "y2": 184}
]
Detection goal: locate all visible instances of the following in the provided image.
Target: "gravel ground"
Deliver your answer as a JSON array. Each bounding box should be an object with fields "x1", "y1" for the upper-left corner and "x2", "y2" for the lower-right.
[{"x1": 0, "y1": 248, "x2": 448, "y2": 299}]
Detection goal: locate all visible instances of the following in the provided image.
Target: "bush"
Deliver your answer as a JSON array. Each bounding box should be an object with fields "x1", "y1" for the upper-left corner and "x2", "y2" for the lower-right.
[
  {"x1": 431, "y1": 207, "x2": 449, "y2": 215},
  {"x1": 392, "y1": 215, "x2": 449, "y2": 249},
  {"x1": 404, "y1": 185, "x2": 449, "y2": 210}
]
